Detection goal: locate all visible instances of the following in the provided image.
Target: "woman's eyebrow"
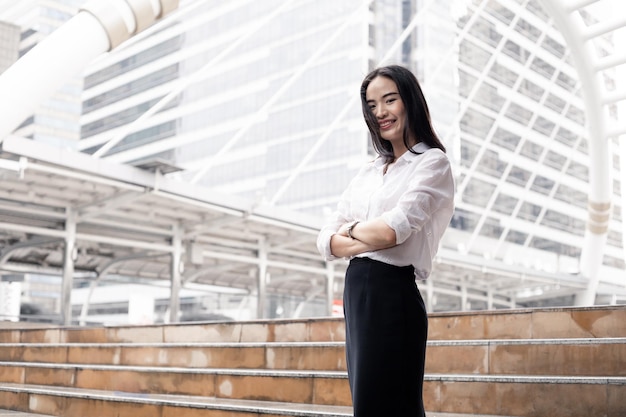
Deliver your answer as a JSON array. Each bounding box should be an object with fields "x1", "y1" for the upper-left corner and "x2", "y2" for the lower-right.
[{"x1": 366, "y1": 91, "x2": 399, "y2": 102}]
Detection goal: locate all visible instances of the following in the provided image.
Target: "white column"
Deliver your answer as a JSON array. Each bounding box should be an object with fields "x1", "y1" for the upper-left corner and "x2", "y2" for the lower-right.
[
  {"x1": 168, "y1": 224, "x2": 183, "y2": 323},
  {"x1": 61, "y1": 209, "x2": 77, "y2": 325},
  {"x1": 461, "y1": 284, "x2": 468, "y2": 312},
  {"x1": 0, "y1": 279, "x2": 21, "y2": 322},
  {"x1": 257, "y1": 239, "x2": 268, "y2": 319}
]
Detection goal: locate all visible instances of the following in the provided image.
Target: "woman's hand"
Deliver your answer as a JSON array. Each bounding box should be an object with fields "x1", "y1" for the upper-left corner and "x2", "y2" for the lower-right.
[
  {"x1": 337, "y1": 221, "x2": 352, "y2": 237},
  {"x1": 330, "y1": 218, "x2": 397, "y2": 258}
]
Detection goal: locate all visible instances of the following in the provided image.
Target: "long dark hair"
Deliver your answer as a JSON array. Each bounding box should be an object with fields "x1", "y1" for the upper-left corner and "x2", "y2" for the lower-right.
[{"x1": 360, "y1": 65, "x2": 446, "y2": 162}]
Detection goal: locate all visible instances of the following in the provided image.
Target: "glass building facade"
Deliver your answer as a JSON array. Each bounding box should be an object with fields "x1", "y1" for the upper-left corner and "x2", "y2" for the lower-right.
[
  {"x1": 80, "y1": 0, "x2": 369, "y2": 216},
  {"x1": 0, "y1": 21, "x2": 19, "y2": 74}
]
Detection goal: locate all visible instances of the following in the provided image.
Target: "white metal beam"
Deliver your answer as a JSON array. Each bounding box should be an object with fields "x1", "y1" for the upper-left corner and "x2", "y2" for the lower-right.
[
  {"x1": 581, "y1": 16, "x2": 626, "y2": 40},
  {"x1": 595, "y1": 52, "x2": 626, "y2": 72},
  {"x1": 0, "y1": 1, "x2": 179, "y2": 143},
  {"x1": 562, "y1": 0, "x2": 602, "y2": 13},
  {"x1": 539, "y1": 0, "x2": 620, "y2": 305}
]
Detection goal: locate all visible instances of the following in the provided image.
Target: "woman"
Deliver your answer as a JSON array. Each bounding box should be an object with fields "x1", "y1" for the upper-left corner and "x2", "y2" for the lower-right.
[{"x1": 316, "y1": 65, "x2": 455, "y2": 416}]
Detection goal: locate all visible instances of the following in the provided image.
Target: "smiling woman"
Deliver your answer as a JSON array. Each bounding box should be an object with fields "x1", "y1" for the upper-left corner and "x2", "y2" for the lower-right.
[{"x1": 317, "y1": 65, "x2": 455, "y2": 417}]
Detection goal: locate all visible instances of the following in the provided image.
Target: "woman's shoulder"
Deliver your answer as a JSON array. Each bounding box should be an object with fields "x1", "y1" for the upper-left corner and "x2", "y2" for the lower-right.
[
  {"x1": 424, "y1": 147, "x2": 448, "y2": 159},
  {"x1": 410, "y1": 145, "x2": 449, "y2": 162},
  {"x1": 408, "y1": 147, "x2": 451, "y2": 173}
]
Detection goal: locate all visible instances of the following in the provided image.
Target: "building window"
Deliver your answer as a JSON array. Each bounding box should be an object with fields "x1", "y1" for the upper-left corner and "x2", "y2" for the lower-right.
[
  {"x1": 492, "y1": 127, "x2": 520, "y2": 151},
  {"x1": 461, "y1": 108, "x2": 495, "y2": 138},
  {"x1": 489, "y1": 62, "x2": 518, "y2": 88},
  {"x1": 530, "y1": 56, "x2": 555, "y2": 80},
  {"x1": 505, "y1": 102, "x2": 533, "y2": 125},
  {"x1": 492, "y1": 192, "x2": 518, "y2": 215},
  {"x1": 504, "y1": 229, "x2": 528, "y2": 245},
  {"x1": 554, "y1": 184, "x2": 587, "y2": 209},
  {"x1": 514, "y1": 18, "x2": 541, "y2": 42},
  {"x1": 507, "y1": 165, "x2": 532, "y2": 187},
  {"x1": 541, "y1": 35, "x2": 566, "y2": 58},
  {"x1": 449, "y1": 208, "x2": 479, "y2": 231},
  {"x1": 530, "y1": 175, "x2": 555, "y2": 195},
  {"x1": 463, "y1": 178, "x2": 496, "y2": 207},
  {"x1": 503, "y1": 40, "x2": 530, "y2": 64}
]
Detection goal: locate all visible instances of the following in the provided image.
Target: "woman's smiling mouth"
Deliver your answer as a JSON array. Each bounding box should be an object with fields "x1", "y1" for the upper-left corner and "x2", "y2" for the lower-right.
[{"x1": 379, "y1": 120, "x2": 394, "y2": 130}]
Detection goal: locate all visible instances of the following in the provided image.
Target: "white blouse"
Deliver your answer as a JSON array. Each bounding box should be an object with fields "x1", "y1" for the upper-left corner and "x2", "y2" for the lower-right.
[{"x1": 317, "y1": 142, "x2": 455, "y2": 279}]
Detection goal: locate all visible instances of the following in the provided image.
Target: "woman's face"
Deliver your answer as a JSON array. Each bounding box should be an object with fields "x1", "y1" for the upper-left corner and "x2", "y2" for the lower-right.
[{"x1": 365, "y1": 76, "x2": 407, "y2": 145}]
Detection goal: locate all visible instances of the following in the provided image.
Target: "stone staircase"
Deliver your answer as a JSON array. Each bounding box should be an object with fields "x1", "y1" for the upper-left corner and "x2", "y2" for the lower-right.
[{"x1": 0, "y1": 305, "x2": 625, "y2": 417}]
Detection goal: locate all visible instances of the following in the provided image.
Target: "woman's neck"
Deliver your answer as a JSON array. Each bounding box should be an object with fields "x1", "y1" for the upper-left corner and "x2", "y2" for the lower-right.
[{"x1": 391, "y1": 142, "x2": 414, "y2": 160}]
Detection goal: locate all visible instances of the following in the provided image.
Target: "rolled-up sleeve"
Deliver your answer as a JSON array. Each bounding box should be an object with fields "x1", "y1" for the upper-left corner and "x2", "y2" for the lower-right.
[
  {"x1": 316, "y1": 185, "x2": 352, "y2": 261},
  {"x1": 317, "y1": 225, "x2": 339, "y2": 261},
  {"x1": 381, "y1": 150, "x2": 454, "y2": 245}
]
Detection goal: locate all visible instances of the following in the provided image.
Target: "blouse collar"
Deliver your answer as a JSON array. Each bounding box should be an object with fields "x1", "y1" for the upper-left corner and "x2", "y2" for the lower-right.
[{"x1": 373, "y1": 142, "x2": 431, "y2": 168}]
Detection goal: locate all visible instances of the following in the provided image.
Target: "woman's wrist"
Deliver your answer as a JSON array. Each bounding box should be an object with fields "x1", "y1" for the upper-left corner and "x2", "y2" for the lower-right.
[{"x1": 347, "y1": 220, "x2": 359, "y2": 239}]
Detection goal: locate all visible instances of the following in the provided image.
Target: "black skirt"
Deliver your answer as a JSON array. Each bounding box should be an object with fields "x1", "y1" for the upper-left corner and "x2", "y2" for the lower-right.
[{"x1": 343, "y1": 257, "x2": 428, "y2": 417}]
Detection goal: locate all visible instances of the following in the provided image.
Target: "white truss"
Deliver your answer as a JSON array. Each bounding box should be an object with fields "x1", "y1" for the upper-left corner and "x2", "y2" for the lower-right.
[{"x1": 538, "y1": 0, "x2": 626, "y2": 303}]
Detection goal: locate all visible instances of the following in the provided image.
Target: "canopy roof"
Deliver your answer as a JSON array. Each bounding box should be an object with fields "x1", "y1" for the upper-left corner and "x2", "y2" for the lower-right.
[{"x1": 3, "y1": 134, "x2": 622, "y2": 321}]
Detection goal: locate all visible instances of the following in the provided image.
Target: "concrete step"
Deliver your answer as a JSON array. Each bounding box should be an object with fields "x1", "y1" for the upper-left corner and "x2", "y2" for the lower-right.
[
  {"x1": 1, "y1": 337, "x2": 624, "y2": 376},
  {"x1": 1, "y1": 374, "x2": 624, "y2": 417},
  {"x1": 2, "y1": 361, "x2": 625, "y2": 414},
  {"x1": 1, "y1": 383, "x2": 353, "y2": 417},
  {"x1": 0, "y1": 384, "x2": 518, "y2": 417},
  {"x1": 2, "y1": 305, "x2": 625, "y2": 417},
  {"x1": 0, "y1": 410, "x2": 55, "y2": 417},
  {"x1": 424, "y1": 374, "x2": 626, "y2": 416},
  {"x1": 0, "y1": 317, "x2": 347, "y2": 344},
  {"x1": 2, "y1": 305, "x2": 624, "y2": 344},
  {"x1": 0, "y1": 362, "x2": 352, "y2": 406},
  {"x1": 0, "y1": 341, "x2": 347, "y2": 370},
  {"x1": 427, "y1": 337, "x2": 626, "y2": 376},
  {"x1": 427, "y1": 305, "x2": 626, "y2": 340}
]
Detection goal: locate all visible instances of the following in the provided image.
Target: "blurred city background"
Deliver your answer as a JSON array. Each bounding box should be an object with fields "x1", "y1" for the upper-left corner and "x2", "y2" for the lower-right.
[{"x1": 0, "y1": 0, "x2": 625, "y2": 326}]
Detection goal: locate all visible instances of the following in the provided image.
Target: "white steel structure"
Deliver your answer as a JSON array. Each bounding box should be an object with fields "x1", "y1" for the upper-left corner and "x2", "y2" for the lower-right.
[
  {"x1": 0, "y1": 0, "x2": 625, "y2": 324},
  {"x1": 0, "y1": 0, "x2": 88, "y2": 149},
  {"x1": 538, "y1": 0, "x2": 626, "y2": 305},
  {"x1": 441, "y1": 0, "x2": 626, "y2": 306}
]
